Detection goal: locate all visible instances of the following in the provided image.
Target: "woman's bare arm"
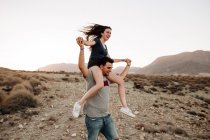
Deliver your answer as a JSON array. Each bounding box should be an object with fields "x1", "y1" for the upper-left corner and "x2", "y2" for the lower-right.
[
  {"x1": 119, "y1": 59, "x2": 131, "y2": 79},
  {"x1": 83, "y1": 40, "x2": 96, "y2": 46}
]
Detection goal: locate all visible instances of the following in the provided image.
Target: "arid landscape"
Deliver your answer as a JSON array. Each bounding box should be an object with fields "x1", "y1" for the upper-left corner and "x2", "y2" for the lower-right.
[{"x1": 0, "y1": 67, "x2": 210, "y2": 140}]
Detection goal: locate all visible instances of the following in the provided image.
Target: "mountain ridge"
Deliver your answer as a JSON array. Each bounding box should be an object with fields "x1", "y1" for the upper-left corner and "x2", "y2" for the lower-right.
[
  {"x1": 137, "y1": 50, "x2": 210, "y2": 75},
  {"x1": 37, "y1": 50, "x2": 210, "y2": 75}
]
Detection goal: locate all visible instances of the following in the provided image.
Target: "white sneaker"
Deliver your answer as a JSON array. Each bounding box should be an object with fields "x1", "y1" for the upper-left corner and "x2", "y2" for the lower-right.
[
  {"x1": 120, "y1": 107, "x2": 136, "y2": 118},
  {"x1": 72, "y1": 101, "x2": 81, "y2": 118}
]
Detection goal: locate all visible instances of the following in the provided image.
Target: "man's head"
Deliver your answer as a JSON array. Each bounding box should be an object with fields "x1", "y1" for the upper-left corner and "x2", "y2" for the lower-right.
[{"x1": 97, "y1": 57, "x2": 114, "y2": 76}]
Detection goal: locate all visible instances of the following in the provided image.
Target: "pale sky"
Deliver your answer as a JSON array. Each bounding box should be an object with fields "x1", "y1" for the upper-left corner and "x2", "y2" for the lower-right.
[{"x1": 0, "y1": 0, "x2": 209, "y2": 70}]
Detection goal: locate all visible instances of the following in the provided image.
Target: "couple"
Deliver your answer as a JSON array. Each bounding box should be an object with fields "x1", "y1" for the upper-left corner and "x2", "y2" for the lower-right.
[{"x1": 73, "y1": 24, "x2": 135, "y2": 139}]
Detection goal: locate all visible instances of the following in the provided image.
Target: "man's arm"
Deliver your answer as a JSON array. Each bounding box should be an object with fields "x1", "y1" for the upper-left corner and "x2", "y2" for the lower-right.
[
  {"x1": 119, "y1": 59, "x2": 131, "y2": 79},
  {"x1": 76, "y1": 37, "x2": 88, "y2": 77}
]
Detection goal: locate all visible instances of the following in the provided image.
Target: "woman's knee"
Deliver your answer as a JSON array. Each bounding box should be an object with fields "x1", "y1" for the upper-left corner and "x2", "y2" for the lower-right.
[
  {"x1": 116, "y1": 77, "x2": 124, "y2": 85},
  {"x1": 95, "y1": 82, "x2": 104, "y2": 89}
]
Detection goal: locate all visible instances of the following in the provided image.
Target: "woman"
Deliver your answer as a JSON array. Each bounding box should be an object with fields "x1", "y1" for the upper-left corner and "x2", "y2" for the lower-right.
[{"x1": 73, "y1": 24, "x2": 135, "y2": 118}]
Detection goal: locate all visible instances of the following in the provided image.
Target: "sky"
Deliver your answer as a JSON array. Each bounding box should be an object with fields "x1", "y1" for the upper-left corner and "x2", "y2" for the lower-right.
[{"x1": 0, "y1": 0, "x2": 210, "y2": 71}]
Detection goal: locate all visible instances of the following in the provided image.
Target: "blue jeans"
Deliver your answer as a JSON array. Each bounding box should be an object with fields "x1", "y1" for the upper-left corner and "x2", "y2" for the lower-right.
[{"x1": 85, "y1": 114, "x2": 119, "y2": 140}]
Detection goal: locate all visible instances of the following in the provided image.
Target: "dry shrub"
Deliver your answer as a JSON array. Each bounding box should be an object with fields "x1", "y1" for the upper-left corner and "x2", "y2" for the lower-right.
[
  {"x1": 75, "y1": 77, "x2": 80, "y2": 82},
  {"x1": 187, "y1": 110, "x2": 206, "y2": 118},
  {"x1": 129, "y1": 74, "x2": 210, "y2": 95},
  {"x1": 133, "y1": 81, "x2": 147, "y2": 90},
  {"x1": 19, "y1": 74, "x2": 31, "y2": 80},
  {"x1": 194, "y1": 95, "x2": 210, "y2": 104},
  {"x1": 135, "y1": 123, "x2": 158, "y2": 133},
  {"x1": 59, "y1": 70, "x2": 66, "y2": 74},
  {"x1": 0, "y1": 90, "x2": 38, "y2": 114},
  {"x1": 20, "y1": 110, "x2": 39, "y2": 119},
  {"x1": 29, "y1": 78, "x2": 43, "y2": 95},
  {"x1": 135, "y1": 123, "x2": 188, "y2": 137},
  {"x1": 61, "y1": 77, "x2": 69, "y2": 81},
  {"x1": 13, "y1": 84, "x2": 26, "y2": 91},
  {"x1": 173, "y1": 127, "x2": 188, "y2": 136},
  {"x1": 22, "y1": 81, "x2": 33, "y2": 92},
  {"x1": 29, "y1": 77, "x2": 41, "y2": 87},
  {"x1": 152, "y1": 79, "x2": 168, "y2": 88},
  {"x1": 197, "y1": 134, "x2": 210, "y2": 139},
  {"x1": 13, "y1": 82, "x2": 34, "y2": 94},
  {"x1": 159, "y1": 126, "x2": 188, "y2": 136},
  {"x1": 0, "y1": 76, "x2": 23, "y2": 86},
  {"x1": 0, "y1": 75, "x2": 4, "y2": 85},
  {"x1": 32, "y1": 74, "x2": 49, "y2": 82},
  {"x1": 0, "y1": 92, "x2": 6, "y2": 103},
  {"x1": 167, "y1": 85, "x2": 183, "y2": 94}
]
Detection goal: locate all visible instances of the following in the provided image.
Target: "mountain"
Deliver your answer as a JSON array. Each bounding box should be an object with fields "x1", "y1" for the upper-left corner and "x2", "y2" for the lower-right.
[
  {"x1": 137, "y1": 50, "x2": 210, "y2": 75},
  {"x1": 37, "y1": 63, "x2": 80, "y2": 72},
  {"x1": 38, "y1": 63, "x2": 139, "y2": 74},
  {"x1": 37, "y1": 50, "x2": 210, "y2": 75},
  {"x1": 113, "y1": 66, "x2": 140, "y2": 74}
]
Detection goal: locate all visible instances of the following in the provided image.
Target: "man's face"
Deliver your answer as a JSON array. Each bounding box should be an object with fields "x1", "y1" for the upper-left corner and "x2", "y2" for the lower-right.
[{"x1": 100, "y1": 62, "x2": 113, "y2": 76}]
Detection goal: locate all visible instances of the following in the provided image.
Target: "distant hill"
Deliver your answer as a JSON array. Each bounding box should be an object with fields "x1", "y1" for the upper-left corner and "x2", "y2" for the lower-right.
[
  {"x1": 37, "y1": 63, "x2": 139, "y2": 74},
  {"x1": 137, "y1": 50, "x2": 210, "y2": 75},
  {"x1": 113, "y1": 66, "x2": 140, "y2": 74},
  {"x1": 37, "y1": 50, "x2": 210, "y2": 75},
  {"x1": 38, "y1": 63, "x2": 80, "y2": 72}
]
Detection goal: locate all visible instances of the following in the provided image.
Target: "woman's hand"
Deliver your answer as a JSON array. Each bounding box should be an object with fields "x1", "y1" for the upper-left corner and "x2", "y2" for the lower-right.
[
  {"x1": 76, "y1": 37, "x2": 84, "y2": 48},
  {"x1": 125, "y1": 58, "x2": 131, "y2": 66}
]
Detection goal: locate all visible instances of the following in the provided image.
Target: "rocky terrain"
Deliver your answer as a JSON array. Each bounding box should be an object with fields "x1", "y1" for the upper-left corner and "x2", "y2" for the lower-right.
[{"x1": 0, "y1": 67, "x2": 210, "y2": 140}]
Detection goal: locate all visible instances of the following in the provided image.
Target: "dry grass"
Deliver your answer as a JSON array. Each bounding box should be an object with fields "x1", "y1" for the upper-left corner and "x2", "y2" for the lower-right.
[
  {"x1": 135, "y1": 123, "x2": 188, "y2": 137},
  {"x1": 0, "y1": 67, "x2": 48, "y2": 114},
  {"x1": 0, "y1": 90, "x2": 38, "y2": 114},
  {"x1": 0, "y1": 69, "x2": 209, "y2": 139},
  {"x1": 128, "y1": 74, "x2": 210, "y2": 95}
]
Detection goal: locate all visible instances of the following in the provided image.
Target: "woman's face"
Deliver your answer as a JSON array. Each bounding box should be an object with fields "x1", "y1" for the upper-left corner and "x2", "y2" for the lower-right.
[{"x1": 101, "y1": 28, "x2": 112, "y2": 41}]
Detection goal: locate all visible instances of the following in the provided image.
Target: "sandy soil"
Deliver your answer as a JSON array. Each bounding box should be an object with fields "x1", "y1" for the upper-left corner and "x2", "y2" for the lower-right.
[{"x1": 0, "y1": 71, "x2": 210, "y2": 140}]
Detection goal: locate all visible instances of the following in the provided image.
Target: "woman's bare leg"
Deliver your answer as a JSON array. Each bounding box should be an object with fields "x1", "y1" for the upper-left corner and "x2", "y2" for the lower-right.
[
  {"x1": 79, "y1": 66, "x2": 104, "y2": 105},
  {"x1": 107, "y1": 72, "x2": 128, "y2": 107}
]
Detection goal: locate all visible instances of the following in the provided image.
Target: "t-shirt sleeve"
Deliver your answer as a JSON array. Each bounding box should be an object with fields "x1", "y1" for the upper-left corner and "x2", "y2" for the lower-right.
[
  {"x1": 85, "y1": 69, "x2": 92, "y2": 81},
  {"x1": 93, "y1": 38, "x2": 99, "y2": 46}
]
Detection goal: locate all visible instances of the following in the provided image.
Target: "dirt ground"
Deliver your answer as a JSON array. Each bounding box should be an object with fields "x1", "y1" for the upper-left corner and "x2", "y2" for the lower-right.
[{"x1": 0, "y1": 71, "x2": 210, "y2": 140}]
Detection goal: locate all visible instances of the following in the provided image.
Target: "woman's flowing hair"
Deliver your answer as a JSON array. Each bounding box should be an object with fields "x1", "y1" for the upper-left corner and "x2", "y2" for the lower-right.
[{"x1": 80, "y1": 23, "x2": 112, "y2": 41}]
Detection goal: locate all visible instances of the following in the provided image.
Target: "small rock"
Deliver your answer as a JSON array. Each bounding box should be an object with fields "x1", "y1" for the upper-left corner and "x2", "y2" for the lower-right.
[
  {"x1": 55, "y1": 125, "x2": 59, "y2": 129},
  {"x1": 2, "y1": 85, "x2": 12, "y2": 91},
  {"x1": 71, "y1": 133, "x2": 76, "y2": 137},
  {"x1": 41, "y1": 118, "x2": 45, "y2": 121},
  {"x1": 38, "y1": 123, "x2": 45, "y2": 129},
  {"x1": 140, "y1": 133, "x2": 146, "y2": 140},
  {"x1": 134, "y1": 111, "x2": 139, "y2": 115},
  {"x1": 18, "y1": 124, "x2": 23, "y2": 129}
]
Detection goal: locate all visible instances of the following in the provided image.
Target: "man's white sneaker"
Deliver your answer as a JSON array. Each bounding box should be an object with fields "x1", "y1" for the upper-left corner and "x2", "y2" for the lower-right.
[
  {"x1": 72, "y1": 101, "x2": 81, "y2": 118},
  {"x1": 120, "y1": 107, "x2": 136, "y2": 118}
]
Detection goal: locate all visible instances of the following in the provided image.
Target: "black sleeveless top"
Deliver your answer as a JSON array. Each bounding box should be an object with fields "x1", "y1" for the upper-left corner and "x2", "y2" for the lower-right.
[{"x1": 88, "y1": 38, "x2": 109, "y2": 68}]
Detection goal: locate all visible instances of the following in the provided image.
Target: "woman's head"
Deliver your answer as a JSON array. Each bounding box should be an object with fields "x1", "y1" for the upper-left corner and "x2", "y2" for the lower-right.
[{"x1": 80, "y1": 24, "x2": 112, "y2": 41}]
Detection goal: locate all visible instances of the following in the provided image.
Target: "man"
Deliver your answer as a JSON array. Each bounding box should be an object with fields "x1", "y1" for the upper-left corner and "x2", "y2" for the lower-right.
[{"x1": 75, "y1": 37, "x2": 133, "y2": 140}]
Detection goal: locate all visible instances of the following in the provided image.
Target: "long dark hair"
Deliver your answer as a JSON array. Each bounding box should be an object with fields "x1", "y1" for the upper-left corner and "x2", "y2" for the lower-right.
[{"x1": 80, "y1": 24, "x2": 112, "y2": 41}]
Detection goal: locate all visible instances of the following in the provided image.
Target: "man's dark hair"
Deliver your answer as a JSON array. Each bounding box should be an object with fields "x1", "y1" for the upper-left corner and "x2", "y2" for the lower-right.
[{"x1": 97, "y1": 57, "x2": 114, "y2": 66}]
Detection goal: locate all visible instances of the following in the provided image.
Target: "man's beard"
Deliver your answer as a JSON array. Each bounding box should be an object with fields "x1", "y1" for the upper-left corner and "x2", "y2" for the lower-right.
[{"x1": 104, "y1": 73, "x2": 109, "y2": 76}]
